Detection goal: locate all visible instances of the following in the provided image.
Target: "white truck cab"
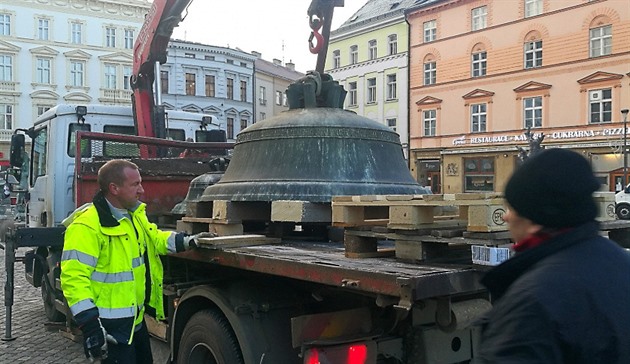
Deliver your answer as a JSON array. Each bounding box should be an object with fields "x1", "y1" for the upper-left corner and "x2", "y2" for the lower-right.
[{"x1": 17, "y1": 104, "x2": 220, "y2": 228}]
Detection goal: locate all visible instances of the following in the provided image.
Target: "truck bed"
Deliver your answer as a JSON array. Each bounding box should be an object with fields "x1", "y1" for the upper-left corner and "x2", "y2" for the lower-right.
[{"x1": 174, "y1": 240, "x2": 486, "y2": 305}]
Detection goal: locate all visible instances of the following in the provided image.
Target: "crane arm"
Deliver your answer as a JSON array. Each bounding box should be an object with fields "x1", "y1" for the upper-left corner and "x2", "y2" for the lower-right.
[{"x1": 131, "y1": 0, "x2": 194, "y2": 140}]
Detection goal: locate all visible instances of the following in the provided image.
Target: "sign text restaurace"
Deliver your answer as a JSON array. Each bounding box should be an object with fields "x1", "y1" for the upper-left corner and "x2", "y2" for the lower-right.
[{"x1": 452, "y1": 127, "x2": 628, "y2": 146}]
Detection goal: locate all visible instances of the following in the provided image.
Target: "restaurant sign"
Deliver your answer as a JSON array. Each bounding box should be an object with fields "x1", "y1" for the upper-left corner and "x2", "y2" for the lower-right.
[{"x1": 452, "y1": 127, "x2": 627, "y2": 146}]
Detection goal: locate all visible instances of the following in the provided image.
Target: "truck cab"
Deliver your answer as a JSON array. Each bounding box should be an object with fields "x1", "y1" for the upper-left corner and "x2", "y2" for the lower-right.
[{"x1": 13, "y1": 104, "x2": 219, "y2": 228}]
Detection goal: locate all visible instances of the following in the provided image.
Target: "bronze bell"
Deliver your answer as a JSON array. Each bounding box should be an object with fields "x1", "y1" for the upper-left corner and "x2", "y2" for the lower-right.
[{"x1": 201, "y1": 72, "x2": 427, "y2": 203}]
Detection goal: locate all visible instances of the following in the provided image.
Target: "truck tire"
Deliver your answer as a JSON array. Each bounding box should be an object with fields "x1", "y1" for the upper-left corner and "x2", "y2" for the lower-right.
[
  {"x1": 177, "y1": 309, "x2": 244, "y2": 364},
  {"x1": 616, "y1": 204, "x2": 630, "y2": 220},
  {"x1": 41, "y1": 274, "x2": 65, "y2": 322}
]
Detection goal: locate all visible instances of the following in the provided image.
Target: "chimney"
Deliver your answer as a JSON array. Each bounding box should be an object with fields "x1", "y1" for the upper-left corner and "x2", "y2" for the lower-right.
[
  {"x1": 251, "y1": 51, "x2": 261, "y2": 58},
  {"x1": 272, "y1": 58, "x2": 282, "y2": 66},
  {"x1": 286, "y1": 62, "x2": 295, "y2": 71}
]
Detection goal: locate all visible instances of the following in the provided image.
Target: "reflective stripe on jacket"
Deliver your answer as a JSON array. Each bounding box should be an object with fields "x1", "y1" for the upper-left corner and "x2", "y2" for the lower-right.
[{"x1": 61, "y1": 193, "x2": 174, "y2": 344}]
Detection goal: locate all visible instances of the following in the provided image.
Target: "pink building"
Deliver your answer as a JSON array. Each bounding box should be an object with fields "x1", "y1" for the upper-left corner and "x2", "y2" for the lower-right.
[{"x1": 406, "y1": 0, "x2": 630, "y2": 194}]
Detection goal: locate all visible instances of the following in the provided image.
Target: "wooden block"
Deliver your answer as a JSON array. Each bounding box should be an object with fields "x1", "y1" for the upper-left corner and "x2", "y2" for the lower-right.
[
  {"x1": 332, "y1": 205, "x2": 365, "y2": 225},
  {"x1": 331, "y1": 196, "x2": 353, "y2": 202},
  {"x1": 208, "y1": 223, "x2": 243, "y2": 236},
  {"x1": 455, "y1": 192, "x2": 503, "y2": 200},
  {"x1": 395, "y1": 240, "x2": 424, "y2": 261},
  {"x1": 196, "y1": 234, "x2": 281, "y2": 249},
  {"x1": 176, "y1": 220, "x2": 194, "y2": 234},
  {"x1": 212, "y1": 200, "x2": 271, "y2": 222},
  {"x1": 186, "y1": 201, "x2": 213, "y2": 218},
  {"x1": 344, "y1": 233, "x2": 377, "y2": 254},
  {"x1": 466, "y1": 204, "x2": 508, "y2": 232},
  {"x1": 421, "y1": 194, "x2": 444, "y2": 201},
  {"x1": 182, "y1": 216, "x2": 214, "y2": 223},
  {"x1": 271, "y1": 201, "x2": 332, "y2": 223},
  {"x1": 345, "y1": 249, "x2": 395, "y2": 259},
  {"x1": 389, "y1": 205, "x2": 434, "y2": 227}
]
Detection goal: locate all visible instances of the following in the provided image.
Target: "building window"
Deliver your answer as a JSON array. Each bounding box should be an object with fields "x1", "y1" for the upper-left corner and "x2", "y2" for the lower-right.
[
  {"x1": 471, "y1": 6, "x2": 487, "y2": 31},
  {"x1": 71, "y1": 22, "x2": 82, "y2": 44},
  {"x1": 423, "y1": 110, "x2": 436, "y2": 136},
  {"x1": 259, "y1": 112, "x2": 265, "y2": 121},
  {"x1": 523, "y1": 96, "x2": 542, "y2": 128},
  {"x1": 227, "y1": 117, "x2": 234, "y2": 139},
  {"x1": 387, "y1": 118, "x2": 397, "y2": 132},
  {"x1": 275, "y1": 90, "x2": 282, "y2": 105},
  {"x1": 590, "y1": 25, "x2": 612, "y2": 58},
  {"x1": 227, "y1": 59, "x2": 234, "y2": 64},
  {"x1": 160, "y1": 71, "x2": 169, "y2": 93},
  {"x1": 124, "y1": 29, "x2": 134, "y2": 49},
  {"x1": 348, "y1": 82, "x2": 357, "y2": 106},
  {"x1": 367, "y1": 78, "x2": 376, "y2": 104},
  {"x1": 524, "y1": 40, "x2": 542, "y2": 69},
  {"x1": 185, "y1": 73, "x2": 196, "y2": 95},
  {"x1": 240, "y1": 119, "x2": 248, "y2": 131},
  {"x1": 184, "y1": 53, "x2": 195, "y2": 58},
  {"x1": 104, "y1": 64, "x2": 116, "y2": 89},
  {"x1": 368, "y1": 40, "x2": 377, "y2": 60},
  {"x1": 106, "y1": 27, "x2": 116, "y2": 47},
  {"x1": 205, "y1": 75, "x2": 215, "y2": 97},
  {"x1": 464, "y1": 157, "x2": 494, "y2": 192},
  {"x1": 283, "y1": 92, "x2": 288, "y2": 107},
  {"x1": 38, "y1": 18, "x2": 50, "y2": 40},
  {"x1": 227, "y1": 78, "x2": 234, "y2": 99},
  {"x1": 259, "y1": 86, "x2": 266, "y2": 105},
  {"x1": 333, "y1": 50, "x2": 340, "y2": 68},
  {"x1": 386, "y1": 74, "x2": 397, "y2": 100},
  {"x1": 471, "y1": 103, "x2": 487, "y2": 132},
  {"x1": 36, "y1": 105, "x2": 50, "y2": 116},
  {"x1": 350, "y1": 45, "x2": 358, "y2": 64},
  {"x1": 388, "y1": 34, "x2": 397, "y2": 55},
  {"x1": 423, "y1": 20, "x2": 436, "y2": 42},
  {"x1": 70, "y1": 61, "x2": 84, "y2": 87},
  {"x1": 36, "y1": 57, "x2": 51, "y2": 84},
  {"x1": 0, "y1": 104, "x2": 13, "y2": 130},
  {"x1": 205, "y1": 55, "x2": 215, "y2": 61},
  {"x1": 472, "y1": 51, "x2": 487, "y2": 77},
  {"x1": 0, "y1": 14, "x2": 10, "y2": 36},
  {"x1": 525, "y1": 0, "x2": 542, "y2": 18},
  {"x1": 424, "y1": 61, "x2": 436, "y2": 85},
  {"x1": 123, "y1": 66, "x2": 132, "y2": 90},
  {"x1": 240, "y1": 80, "x2": 247, "y2": 102},
  {"x1": 589, "y1": 88, "x2": 612, "y2": 123},
  {"x1": 0, "y1": 54, "x2": 12, "y2": 81}
]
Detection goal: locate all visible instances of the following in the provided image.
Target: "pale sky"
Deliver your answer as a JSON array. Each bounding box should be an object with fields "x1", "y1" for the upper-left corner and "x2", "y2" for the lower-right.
[{"x1": 170, "y1": 0, "x2": 368, "y2": 73}]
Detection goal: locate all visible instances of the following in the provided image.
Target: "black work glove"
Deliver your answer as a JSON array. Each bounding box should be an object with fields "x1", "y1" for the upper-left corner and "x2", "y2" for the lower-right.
[{"x1": 80, "y1": 317, "x2": 108, "y2": 362}]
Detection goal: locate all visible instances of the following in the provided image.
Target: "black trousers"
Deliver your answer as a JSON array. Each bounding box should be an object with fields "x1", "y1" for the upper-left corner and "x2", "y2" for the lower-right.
[{"x1": 103, "y1": 322, "x2": 153, "y2": 364}]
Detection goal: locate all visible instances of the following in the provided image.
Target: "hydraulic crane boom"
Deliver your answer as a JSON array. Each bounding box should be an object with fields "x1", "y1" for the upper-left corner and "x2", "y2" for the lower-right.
[{"x1": 131, "y1": 0, "x2": 194, "y2": 141}]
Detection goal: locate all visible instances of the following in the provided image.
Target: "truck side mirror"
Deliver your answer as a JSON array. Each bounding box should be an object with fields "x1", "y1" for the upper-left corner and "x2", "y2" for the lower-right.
[{"x1": 9, "y1": 134, "x2": 25, "y2": 168}]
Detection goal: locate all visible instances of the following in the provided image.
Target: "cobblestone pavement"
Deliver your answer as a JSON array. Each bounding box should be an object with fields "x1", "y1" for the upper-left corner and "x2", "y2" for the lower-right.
[{"x1": 0, "y1": 247, "x2": 86, "y2": 363}]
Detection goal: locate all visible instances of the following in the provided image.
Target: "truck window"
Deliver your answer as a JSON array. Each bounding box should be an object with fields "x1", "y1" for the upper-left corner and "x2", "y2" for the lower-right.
[
  {"x1": 167, "y1": 129, "x2": 186, "y2": 157},
  {"x1": 103, "y1": 125, "x2": 139, "y2": 157},
  {"x1": 32, "y1": 127, "x2": 47, "y2": 184},
  {"x1": 68, "y1": 123, "x2": 91, "y2": 157}
]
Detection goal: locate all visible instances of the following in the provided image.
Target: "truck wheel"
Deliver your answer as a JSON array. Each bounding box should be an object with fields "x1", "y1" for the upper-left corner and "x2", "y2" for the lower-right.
[
  {"x1": 616, "y1": 204, "x2": 630, "y2": 220},
  {"x1": 41, "y1": 275, "x2": 65, "y2": 322},
  {"x1": 177, "y1": 309, "x2": 244, "y2": 364}
]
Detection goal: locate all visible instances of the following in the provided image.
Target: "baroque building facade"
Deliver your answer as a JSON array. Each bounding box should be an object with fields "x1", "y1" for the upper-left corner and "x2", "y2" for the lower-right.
[
  {"x1": 0, "y1": 0, "x2": 150, "y2": 163},
  {"x1": 407, "y1": 0, "x2": 630, "y2": 194},
  {"x1": 326, "y1": 0, "x2": 417, "y2": 160}
]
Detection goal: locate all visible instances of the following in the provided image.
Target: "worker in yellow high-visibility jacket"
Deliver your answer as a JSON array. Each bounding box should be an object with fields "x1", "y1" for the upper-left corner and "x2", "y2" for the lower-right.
[{"x1": 61, "y1": 159, "x2": 196, "y2": 363}]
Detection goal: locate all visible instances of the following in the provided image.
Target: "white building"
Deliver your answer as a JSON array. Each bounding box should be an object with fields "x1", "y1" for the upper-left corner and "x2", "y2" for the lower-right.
[
  {"x1": 161, "y1": 39, "x2": 257, "y2": 141},
  {"x1": 0, "y1": 0, "x2": 150, "y2": 163}
]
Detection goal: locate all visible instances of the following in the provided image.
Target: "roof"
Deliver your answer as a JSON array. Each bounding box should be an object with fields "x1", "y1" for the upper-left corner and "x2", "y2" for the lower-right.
[
  {"x1": 332, "y1": 0, "x2": 442, "y2": 35},
  {"x1": 254, "y1": 58, "x2": 304, "y2": 81}
]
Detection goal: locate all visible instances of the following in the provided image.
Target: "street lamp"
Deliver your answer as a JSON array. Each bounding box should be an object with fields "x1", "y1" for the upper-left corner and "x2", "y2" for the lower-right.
[{"x1": 623, "y1": 109, "x2": 630, "y2": 187}]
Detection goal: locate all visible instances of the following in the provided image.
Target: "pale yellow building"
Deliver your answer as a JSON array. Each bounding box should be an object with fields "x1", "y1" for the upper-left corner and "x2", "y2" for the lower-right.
[{"x1": 406, "y1": 0, "x2": 630, "y2": 194}]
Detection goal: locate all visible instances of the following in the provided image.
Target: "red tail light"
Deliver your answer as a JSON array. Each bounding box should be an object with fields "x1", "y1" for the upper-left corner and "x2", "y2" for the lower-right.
[
  {"x1": 304, "y1": 342, "x2": 371, "y2": 364},
  {"x1": 348, "y1": 344, "x2": 367, "y2": 364}
]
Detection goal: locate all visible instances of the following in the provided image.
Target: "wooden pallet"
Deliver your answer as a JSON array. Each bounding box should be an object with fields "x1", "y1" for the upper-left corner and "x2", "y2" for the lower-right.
[{"x1": 331, "y1": 193, "x2": 506, "y2": 233}]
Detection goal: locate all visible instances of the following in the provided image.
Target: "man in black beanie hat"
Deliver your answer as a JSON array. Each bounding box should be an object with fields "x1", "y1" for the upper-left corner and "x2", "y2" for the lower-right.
[{"x1": 475, "y1": 148, "x2": 630, "y2": 364}]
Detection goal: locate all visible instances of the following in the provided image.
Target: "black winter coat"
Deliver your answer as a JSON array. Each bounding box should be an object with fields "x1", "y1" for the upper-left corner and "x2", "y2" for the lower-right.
[{"x1": 475, "y1": 221, "x2": 630, "y2": 364}]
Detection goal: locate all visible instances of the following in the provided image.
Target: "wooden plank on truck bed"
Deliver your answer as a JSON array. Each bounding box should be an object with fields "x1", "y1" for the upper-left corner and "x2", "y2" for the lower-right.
[
  {"x1": 196, "y1": 234, "x2": 281, "y2": 249},
  {"x1": 211, "y1": 200, "x2": 271, "y2": 222}
]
